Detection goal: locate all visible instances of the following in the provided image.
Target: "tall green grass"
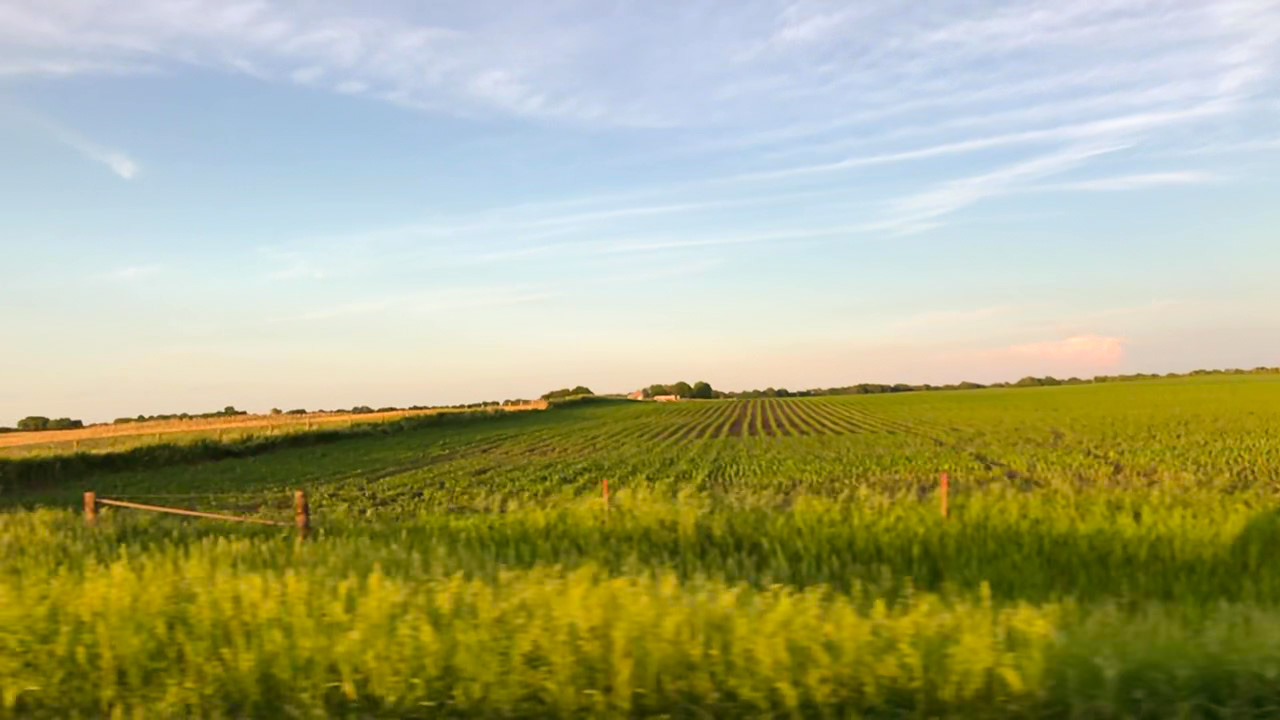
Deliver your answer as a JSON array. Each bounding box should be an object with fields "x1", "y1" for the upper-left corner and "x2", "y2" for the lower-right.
[{"x1": 4, "y1": 510, "x2": 1280, "y2": 718}]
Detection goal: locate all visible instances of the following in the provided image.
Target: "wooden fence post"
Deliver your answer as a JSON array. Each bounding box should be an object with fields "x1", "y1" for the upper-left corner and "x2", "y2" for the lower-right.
[
  {"x1": 295, "y1": 490, "x2": 310, "y2": 538},
  {"x1": 84, "y1": 491, "x2": 97, "y2": 527},
  {"x1": 603, "y1": 478, "x2": 610, "y2": 512},
  {"x1": 940, "y1": 472, "x2": 950, "y2": 519}
]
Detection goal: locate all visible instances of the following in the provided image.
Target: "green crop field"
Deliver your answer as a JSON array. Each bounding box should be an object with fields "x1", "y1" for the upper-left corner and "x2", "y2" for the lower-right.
[{"x1": 3, "y1": 374, "x2": 1280, "y2": 717}]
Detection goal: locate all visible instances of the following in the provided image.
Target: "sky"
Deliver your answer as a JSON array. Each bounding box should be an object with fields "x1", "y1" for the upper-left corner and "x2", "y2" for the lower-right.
[{"x1": 2, "y1": 0, "x2": 1279, "y2": 422}]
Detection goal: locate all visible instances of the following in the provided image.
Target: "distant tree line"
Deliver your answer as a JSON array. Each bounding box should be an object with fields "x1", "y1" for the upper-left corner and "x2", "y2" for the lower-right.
[
  {"x1": 722, "y1": 366, "x2": 1280, "y2": 398},
  {"x1": 541, "y1": 386, "x2": 594, "y2": 400},
  {"x1": 113, "y1": 406, "x2": 250, "y2": 424},
  {"x1": 8, "y1": 366, "x2": 1276, "y2": 433},
  {"x1": 642, "y1": 381, "x2": 717, "y2": 399},
  {"x1": 0, "y1": 416, "x2": 86, "y2": 433}
]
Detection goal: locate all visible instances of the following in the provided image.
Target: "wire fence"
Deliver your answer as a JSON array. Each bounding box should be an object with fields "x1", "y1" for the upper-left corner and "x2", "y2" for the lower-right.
[{"x1": 84, "y1": 490, "x2": 310, "y2": 536}]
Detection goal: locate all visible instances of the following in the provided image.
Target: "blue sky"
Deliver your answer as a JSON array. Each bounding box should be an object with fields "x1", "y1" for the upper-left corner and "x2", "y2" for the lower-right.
[{"x1": 2, "y1": 0, "x2": 1279, "y2": 421}]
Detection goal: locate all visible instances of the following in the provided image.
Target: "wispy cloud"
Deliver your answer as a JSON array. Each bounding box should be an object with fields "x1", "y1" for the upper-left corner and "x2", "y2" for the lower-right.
[
  {"x1": 45, "y1": 125, "x2": 139, "y2": 179},
  {"x1": 2, "y1": 0, "x2": 1275, "y2": 132},
  {"x1": 1039, "y1": 171, "x2": 1219, "y2": 192},
  {"x1": 729, "y1": 101, "x2": 1235, "y2": 184},
  {"x1": 10, "y1": 0, "x2": 1277, "y2": 279},
  {"x1": 879, "y1": 143, "x2": 1129, "y2": 233}
]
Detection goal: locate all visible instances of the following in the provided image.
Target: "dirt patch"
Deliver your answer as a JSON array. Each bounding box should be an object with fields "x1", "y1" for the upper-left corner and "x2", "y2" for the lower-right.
[
  {"x1": 693, "y1": 404, "x2": 734, "y2": 439},
  {"x1": 726, "y1": 402, "x2": 750, "y2": 438},
  {"x1": 758, "y1": 401, "x2": 777, "y2": 436},
  {"x1": 773, "y1": 401, "x2": 812, "y2": 435}
]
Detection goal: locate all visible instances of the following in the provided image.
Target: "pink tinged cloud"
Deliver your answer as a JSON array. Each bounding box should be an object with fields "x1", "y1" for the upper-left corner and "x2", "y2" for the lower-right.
[
  {"x1": 1008, "y1": 334, "x2": 1127, "y2": 369},
  {"x1": 935, "y1": 334, "x2": 1130, "y2": 383}
]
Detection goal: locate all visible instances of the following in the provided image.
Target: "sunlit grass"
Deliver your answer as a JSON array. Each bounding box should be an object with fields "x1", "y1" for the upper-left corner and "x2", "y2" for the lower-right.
[{"x1": 3, "y1": 375, "x2": 1280, "y2": 716}]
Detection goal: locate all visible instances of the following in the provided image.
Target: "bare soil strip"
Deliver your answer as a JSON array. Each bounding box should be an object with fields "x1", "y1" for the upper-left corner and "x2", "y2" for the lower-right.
[
  {"x1": 673, "y1": 403, "x2": 725, "y2": 443},
  {"x1": 767, "y1": 399, "x2": 796, "y2": 437},
  {"x1": 708, "y1": 402, "x2": 741, "y2": 439},
  {"x1": 746, "y1": 400, "x2": 762, "y2": 437},
  {"x1": 788, "y1": 400, "x2": 845, "y2": 436},
  {"x1": 774, "y1": 399, "x2": 809, "y2": 435},
  {"x1": 798, "y1": 401, "x2": 861, "y2": 435},
  {"x1": 692, "y1": 402, "x2": 738, "y2": 440},
  {"x1": 827, "y1": 403, "x2": 910, "y2": 435},
  {"x1": 726, "y1": 402, "x2": 750, "y2": 437},
  {"x1": 758, "y1": 400, "x2": 777, "y2": 436}
]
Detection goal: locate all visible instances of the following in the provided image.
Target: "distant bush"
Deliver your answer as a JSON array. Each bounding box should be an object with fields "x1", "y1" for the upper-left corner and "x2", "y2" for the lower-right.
[
  {"x1": 15, "y1": 416, "x2": 83, "y2": 432},
  {"x1": 541, "y1": 387, "x2": 594, "y2": 400},
  {"x1": 642, "y1": 381, "x2": 718, "y2": 399},
  {"x1": 546, "y1": 395, "x2": 624, "y2": 409},
  {"x1": 108, "y1": 406, "x2": 250, "y2": 425}
]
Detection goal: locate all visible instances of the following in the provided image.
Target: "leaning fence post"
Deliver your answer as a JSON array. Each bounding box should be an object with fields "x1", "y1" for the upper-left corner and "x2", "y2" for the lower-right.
[
  {"x1": 940, "y1": 472, "x2": 950, "y2": 519},
  {"x1": 294, "y1": 490, "x2": 310, "y2": 538},
  {"x1": 84, "y1": 491, "x2": 97, "y2": 527}
]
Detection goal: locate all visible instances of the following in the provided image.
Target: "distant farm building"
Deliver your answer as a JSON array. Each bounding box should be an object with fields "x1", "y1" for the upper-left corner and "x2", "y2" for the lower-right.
[
  {"x1": 654, "y1": 395, "x2": 681, "y2": 403},
  {"x1": 627, "y1": 390, "x2": 646, "y2": 401}
]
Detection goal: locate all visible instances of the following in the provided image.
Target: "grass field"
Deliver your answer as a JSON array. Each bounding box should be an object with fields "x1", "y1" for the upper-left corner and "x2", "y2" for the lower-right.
[
  {"x1": 0, "y1": 403, "x2": 545, "y2": 459},
  {"x1": 2, "y1": 375, "x2": 1280, "y2": 717}
]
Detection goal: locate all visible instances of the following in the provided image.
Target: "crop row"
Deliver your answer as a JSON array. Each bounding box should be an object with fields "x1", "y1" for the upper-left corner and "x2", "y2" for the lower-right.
[{"x1": 618, "y1": 398, "x2": 927, "y2": 441}]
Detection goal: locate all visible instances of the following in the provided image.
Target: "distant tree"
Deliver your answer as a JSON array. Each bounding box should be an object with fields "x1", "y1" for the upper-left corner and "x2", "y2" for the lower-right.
[
  {"x1": 691, "y1": 381, "x2": 714, "y2": 399},
  {"x1": 270, "y1": 408, "x2": 283, "y2": 415},
  {"x1": 671, "y1": 381, "x2": 693, "y2": 398},
  {"x1": 376, "y1": 406, "x2": 398, "y2": 413},
  {"x1": 285, "y1": 408, "x2": 308, "y2": 415},
  {"x1": 541, "y1": 387, "x2": 593, "y2": 400},
  {"x1": 15, "y1": 416, "x2": 82, "y2": 431},
  {"x1": 350, "y1": 406, "x2": 375, "y2": 414}
]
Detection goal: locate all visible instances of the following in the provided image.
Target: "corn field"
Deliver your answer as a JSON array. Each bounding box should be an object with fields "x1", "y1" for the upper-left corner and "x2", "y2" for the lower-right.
[{"x1": 2, "y1": 374, "x2": 1280, "y2": 717}]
